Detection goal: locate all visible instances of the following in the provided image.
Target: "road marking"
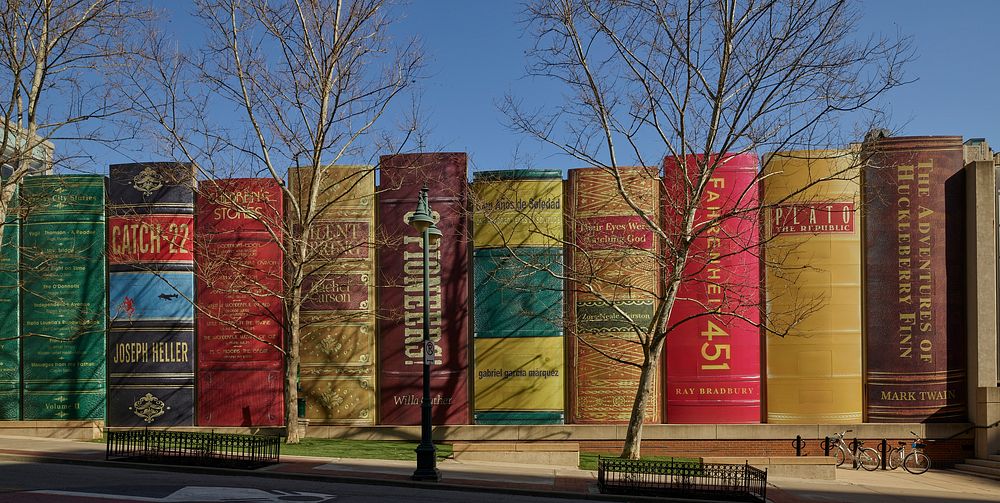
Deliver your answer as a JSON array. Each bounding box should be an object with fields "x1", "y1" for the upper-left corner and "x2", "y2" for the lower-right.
[{"x1": 28, "y1": 487, "x2": 337, "y2": 502}]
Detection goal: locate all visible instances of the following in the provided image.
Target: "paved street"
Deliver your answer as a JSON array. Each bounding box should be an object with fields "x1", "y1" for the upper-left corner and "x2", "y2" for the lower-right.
[
  {"x1": 0, "y1": 435, "x2": 997, "y2": 503},
  {"x1": 0, "y1": 460, "x2": 595, "y2": 503}
]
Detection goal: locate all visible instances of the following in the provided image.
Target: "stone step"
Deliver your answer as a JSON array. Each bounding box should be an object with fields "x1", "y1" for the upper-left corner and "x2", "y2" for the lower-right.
[
  {"x1": 987, "y1": 454, "x2": 1000, "y2": 463},
  {"x1": 964, "y1": 458, "x2": 1000, "y2": 469},
  {"x1": 952, "y1": 463, "x2": 1000, "y2": 480},
  {"x1": 452, "y1": 442, "x2": 580, "y2": 467}
]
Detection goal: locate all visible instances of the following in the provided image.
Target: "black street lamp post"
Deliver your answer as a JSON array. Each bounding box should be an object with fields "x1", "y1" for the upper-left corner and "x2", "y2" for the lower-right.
[{"x1": 408, "y1": 185, "x2": 442, "y2": 482}]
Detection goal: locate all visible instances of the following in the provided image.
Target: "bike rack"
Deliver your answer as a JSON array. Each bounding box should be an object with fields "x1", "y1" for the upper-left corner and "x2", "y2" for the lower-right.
[
  {"x1": 791, "y1": 435, "x2": 939, "y2": 473},
  {"x1": 879, "y1": 439, "x2": 888, "y2": 470},
  {"x1": 795, "y1": 436, "x2": 902, "y2": 471},
  {"x1": 847, "y1": 437, "x2": 860, "y2": 469},
  {"x1": 792, "y1": 435, "x2": 805, "y2": 456}
]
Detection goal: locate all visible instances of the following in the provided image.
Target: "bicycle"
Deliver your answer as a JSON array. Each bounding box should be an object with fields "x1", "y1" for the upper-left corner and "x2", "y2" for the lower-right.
[
  {"x1": 825, "y1": 430, "x2": 880, "y2": 471},
  {"x1": 886, "y1": 431, "x2": 932, "y2": 474}
]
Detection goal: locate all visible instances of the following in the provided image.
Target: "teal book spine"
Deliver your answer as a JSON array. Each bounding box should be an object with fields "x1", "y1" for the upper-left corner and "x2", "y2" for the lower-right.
[{"x1": 20, "y1": 175, "x2": 106, "y2": 420}]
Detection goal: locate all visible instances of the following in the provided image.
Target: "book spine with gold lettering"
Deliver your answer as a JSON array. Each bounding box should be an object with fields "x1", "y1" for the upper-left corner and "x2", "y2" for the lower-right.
[
  {"x1": 107, "y1": 162, "x2": 196, "y2": 427},
  {"x1": 0, "y1": 184, "x2": 18, "y2": 419},
  {"x1": 864, "y1": 136, "x2": 967, "y2": 422},
  {"x1": 566, "y1": 167, "x2": 661, "y2": 424},
  {"x1": 472, "y1": 170, "x2": 564, "y2": 424},
  {"x1": 20, "y1": 176, "x2": 106, "y2": 420},
  {"x1": 196, "y1": 178, "x2": 284, "y2": 426},
  {"x1": 378, "y1": 153, "x2": 470, "y2": 425},
  {"x1": 665, "y1": 154, "x2": 761, "y2": 423},
  {"x1": 291, "y1": 166, "x2": 376, "y2": 425},
  {"x1": 763, "y1": 150, "x2": 863, "y2": 423}
]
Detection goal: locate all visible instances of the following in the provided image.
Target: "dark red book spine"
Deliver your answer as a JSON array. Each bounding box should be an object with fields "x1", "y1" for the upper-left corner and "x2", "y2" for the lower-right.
[
  {"x1": 377, "y1": 153, "x2": 470, "y2": 425},
  {"x1": 864, "y1": 136, "x2": 967, "y2": 422},
  {"x1": 196, "y1": 178, "x2": 284, "y2": 426},
  {"x1": 664, "y1": 154, "x2": 761, "y2": 423}
]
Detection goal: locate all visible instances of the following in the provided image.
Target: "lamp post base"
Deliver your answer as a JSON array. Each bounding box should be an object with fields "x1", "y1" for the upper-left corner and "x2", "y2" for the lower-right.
[{"x1": 412, "y1": 443, "x2": 440, "y2": 481}]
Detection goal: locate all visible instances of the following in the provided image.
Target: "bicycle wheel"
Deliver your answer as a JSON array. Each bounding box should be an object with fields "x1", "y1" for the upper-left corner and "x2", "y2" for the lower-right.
[
  {"x1": 887, "y1": 448, "x2": 904, "y2": 470},
  {"x1": 859, "y1": 447, "x2": 881, "y2": 471},
  {"x1": 833, "y1": 446, "x2": 846, "y2": 467},
  {"x1": 903, "y1": 452, "x2": 931, "y2": 474}
]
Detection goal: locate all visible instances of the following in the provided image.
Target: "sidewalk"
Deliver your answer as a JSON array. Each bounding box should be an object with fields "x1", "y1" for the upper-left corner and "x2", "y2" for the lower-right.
[
  {"x1": 262, "y1": 452, "x2": 595, "y2": 494},
  {"x1": 0, "y1": 434, "x2": 596, "y2": 498},
  {"x1": 0, "y1": 435, "x2": 997, "y2": 503},
  {"x1": 767, "y1": 467, "x2": 1000, "y2": 503}
]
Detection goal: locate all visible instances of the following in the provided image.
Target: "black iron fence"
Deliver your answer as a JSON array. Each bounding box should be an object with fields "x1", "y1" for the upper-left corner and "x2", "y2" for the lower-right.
[
  {"x1": 106, "y1": 430, "x2": 281, "y2": 469},
  {"x1": 597, "y1": 457, "x2": 767, "y2": 503}
]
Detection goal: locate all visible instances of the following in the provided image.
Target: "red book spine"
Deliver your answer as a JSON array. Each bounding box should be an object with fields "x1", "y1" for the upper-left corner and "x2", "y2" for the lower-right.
[
  {"x1": 195, "y1": 178, "x2": 284, "y2": 426},
  {"x1": 664, "y1": 154, "x2": 761, "y2": 423},
  {"x1": 377, "y1": 153, "x2": 470, "y2": 425},
  {"x1": 864, "y1": 136, "x2": 967, "y2": 422}
]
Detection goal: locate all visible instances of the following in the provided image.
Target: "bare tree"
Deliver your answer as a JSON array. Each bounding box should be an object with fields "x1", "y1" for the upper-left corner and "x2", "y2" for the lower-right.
[
  {"x1": 0, "y1": 0, "x2": 152, "y2": 219},
  {"x1": 126, "y1": 0, "x2": 422, "y2": 442},
  {"x1": 0, "y1": 0, "x2": 151, "y2": 423},
  {"x1": 503, "y1": 0, "x2": 910, "y2": 458}
]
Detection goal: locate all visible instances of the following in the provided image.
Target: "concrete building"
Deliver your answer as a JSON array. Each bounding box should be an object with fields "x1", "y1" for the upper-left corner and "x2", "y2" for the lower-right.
[
  {"x1": 964, "y1": 138, "x2": 992, "y2": 164},
  {"x1": 965, "y1": 160, "x2": 1000, "y2": 460},
  {"x1": 0, "y1": 121, "x2": 54, "y2": 176}
]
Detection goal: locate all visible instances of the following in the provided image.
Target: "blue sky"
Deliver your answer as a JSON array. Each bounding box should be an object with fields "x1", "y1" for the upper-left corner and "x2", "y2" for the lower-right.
[
  {"x1": 102, "y1": 0, "x2": 999, "y2": 175},
  {"x1": 387, "y1": 0, "x2": 1000, "y2": 171}
]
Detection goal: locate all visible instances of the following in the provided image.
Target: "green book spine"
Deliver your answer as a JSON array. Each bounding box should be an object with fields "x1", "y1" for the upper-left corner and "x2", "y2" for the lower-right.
[
  {"x1": 0, "y1": 190, "x2": 18, "y2": 419},
  {"x1": 20, "y1": 176, "x2": 106, "y2": 420}
]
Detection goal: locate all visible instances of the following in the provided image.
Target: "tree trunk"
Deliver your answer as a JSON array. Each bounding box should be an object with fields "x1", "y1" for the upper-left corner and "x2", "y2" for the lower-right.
[
  {"x1": 621, "y1": 340, "x2": 663, "y2": 460},
  {"x1": 284, "y1": 288, "x2": 303, "y2": 444}
]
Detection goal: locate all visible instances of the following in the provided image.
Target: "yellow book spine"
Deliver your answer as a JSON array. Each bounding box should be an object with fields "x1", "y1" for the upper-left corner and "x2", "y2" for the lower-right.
[
  {"x1": 763, "y1": 151, "x2": 863, "y2": 423},
  {"x1": 472, "y1": 178, "x2": 563, "y2": 247},
  {"x1": 291, "y1": 165, "x2": 378, "y2": 425},
  {"x1": 474, "y1": 337, "x2": 565, "y2": 411}
]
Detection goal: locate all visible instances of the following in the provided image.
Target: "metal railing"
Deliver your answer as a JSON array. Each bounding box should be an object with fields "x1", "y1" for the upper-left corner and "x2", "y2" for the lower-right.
[
  {"x1": 597, "y1": 457, "x2": 767, "y2": 503},
  {"x1": 107, "y1": 430, "x2": 281, "y2": 469}
]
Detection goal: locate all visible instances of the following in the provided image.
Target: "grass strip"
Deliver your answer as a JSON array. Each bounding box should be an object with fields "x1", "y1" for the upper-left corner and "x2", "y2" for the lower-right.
[
  {"x1": 281, "y1": 438, "x2": 453, "y2": 462},
  {"x1": 95, "y1": 435, "x2": 702, "y2": 471}
]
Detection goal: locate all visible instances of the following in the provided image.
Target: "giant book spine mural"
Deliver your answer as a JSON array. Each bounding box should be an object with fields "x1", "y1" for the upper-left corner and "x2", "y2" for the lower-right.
[
  {"x1": 472, "y1": 169, "x2": 564, "y2": 424},
  {"x1": 107, "y1": 163, "x2": 196, "y2": 426},
  {"x1": 664, "y1": 154, "x2": 761, "y2": 423},
  {"x1": 864, "y1": 136, "x2": 967, "y2": 422},
  {"x1": 20, "y1": 176, "x2": 106, "y2": 419},
  {"x1": 196, "y1": 178, "x2": 284, "y2": 426},
  {"x1": 378, "y1": 153, "x2": 469, "y2": 425},
  {"x1": 566, "y1": 167, "x2": 660, "y2": 424},
  {"x1": 291, "y1": 166, "x2": 376, "y2": 425},
  {"x1": 0, "y1": 186, "x2": 18, "y2": 419},
  {"x1": 763, "y1": 150, "x2": 862, "y2": 423}
]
